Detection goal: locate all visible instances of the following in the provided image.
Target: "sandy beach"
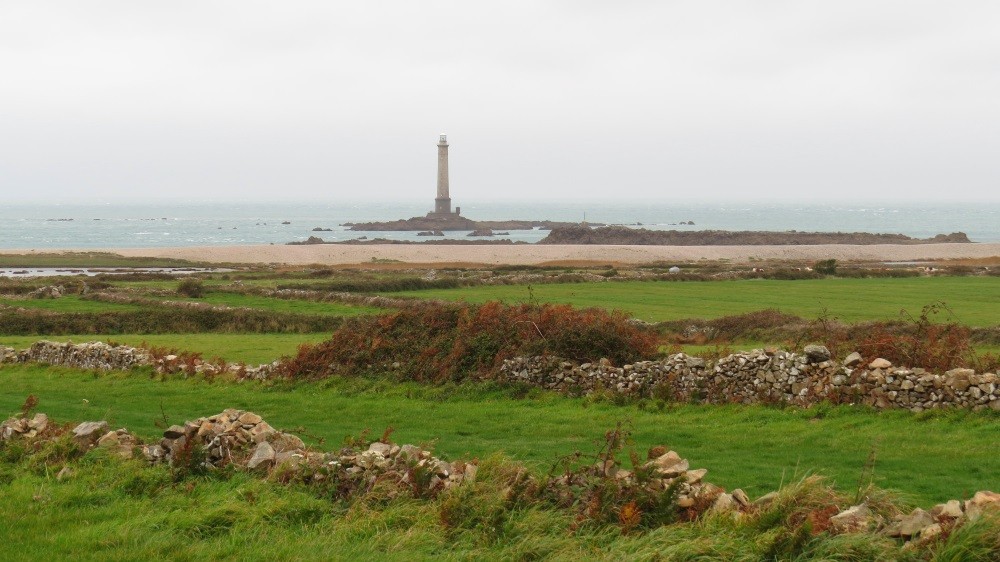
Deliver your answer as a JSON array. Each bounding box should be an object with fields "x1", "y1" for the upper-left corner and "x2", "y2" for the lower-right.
[{"x1": 5, "y1": 243, "x2": 999, "y2": 266}]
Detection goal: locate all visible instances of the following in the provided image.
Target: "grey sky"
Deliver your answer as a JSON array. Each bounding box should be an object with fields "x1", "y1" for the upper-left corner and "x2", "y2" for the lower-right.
[{"x1": 2, "y1": 1, "x2": 998, "y2": 202}]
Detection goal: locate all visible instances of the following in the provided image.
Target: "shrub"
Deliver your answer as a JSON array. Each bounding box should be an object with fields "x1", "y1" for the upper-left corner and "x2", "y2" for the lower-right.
[
  {"x1": 813, "y1": 259, "x2": 837, "y2": 275},
  {"x1": 852, "y1": 303, "x2": 974, "y2": 372},
  {"x1": 177, "y1": 278, "x2": 205, "y2": 298},
  {"x1": 280, "y1": 301, "x2": 658, "y2": 382}
]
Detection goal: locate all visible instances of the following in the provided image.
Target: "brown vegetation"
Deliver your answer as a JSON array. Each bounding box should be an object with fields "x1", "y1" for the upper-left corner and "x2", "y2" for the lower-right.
[{"x1": 280, "y1": 302, "x2": 658, "y2": 382}]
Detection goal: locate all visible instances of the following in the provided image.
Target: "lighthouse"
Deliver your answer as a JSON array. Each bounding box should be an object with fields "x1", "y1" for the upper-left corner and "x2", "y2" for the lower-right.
[{"x1": 431, "y1": 134, "x2": 460, "y2": 217}]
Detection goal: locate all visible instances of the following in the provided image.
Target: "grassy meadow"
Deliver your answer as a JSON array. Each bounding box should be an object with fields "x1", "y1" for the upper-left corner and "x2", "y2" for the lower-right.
[
  {"x1": 388, "y1": 277, "x2": 1000, "y2": 325},
  {"x1": 2, "y1": 365, "x2": 998, "y2": 505},
  {"x1": 3, "y1": 262, "x2": 1000, "y2": 559}
]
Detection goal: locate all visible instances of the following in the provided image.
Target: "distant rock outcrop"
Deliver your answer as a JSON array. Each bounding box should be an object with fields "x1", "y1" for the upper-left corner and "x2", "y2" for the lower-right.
[
  {"x1": 344, "y1": 217, "x2": 598, "y2": 232},
  {"x1": 539, "y1": 226, "x2": 973, "y2": 245}
]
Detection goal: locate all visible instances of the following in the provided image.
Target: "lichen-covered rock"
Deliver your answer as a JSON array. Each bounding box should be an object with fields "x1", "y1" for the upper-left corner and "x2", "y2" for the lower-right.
[
  {"x1": 247, "y1": 441, "x2": 276, "y2": 470},
  {"x1": 0, "y1": 346, "x2": 16, "y2": 363},
  {"x1": 97, "y1": 429, "x2": 138, "y2": 458},
  {"x1": 803, "y1": 345, "x2": 831, "y2": 363},
  {"x1": 831, "y1": 504, "x2": 873, "y2": 533},
  {"x1": 843, "y1": 352, "x2": 863, "y2": 368},
  {"x1": 931, "y1": 499, "x2": 963, "y2": 519},
  {"x1": 965, "y1": 491, "x2": 1000, "y2": 519},
  {"x1": 869, "y1": 358, "x2": 892, "y2": 369},
  {"x1": 72, "y1": 421, "x2": 109, "y2": 447},
  {"x1": 887, "y1": 508, "x2": 935, "y2": 538}
]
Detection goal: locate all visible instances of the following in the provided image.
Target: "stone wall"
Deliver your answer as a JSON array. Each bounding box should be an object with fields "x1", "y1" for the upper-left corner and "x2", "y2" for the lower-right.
[
  {"x1": 500, "y1": 346, "x2": 1000, "y2": 411},
  {"x1": 2, "y1": 408, "x2": 998, "y2": 544},
  {"x1": 0, "y1": 340, "x2": 277, "y2": 378},
  {"x1": 4, "y1": 340, "x2": 998, "y2": 411}
]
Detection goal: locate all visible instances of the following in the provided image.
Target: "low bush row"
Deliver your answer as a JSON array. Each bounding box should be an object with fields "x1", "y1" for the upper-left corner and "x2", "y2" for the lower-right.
[
  {"x1": 0, "y1": 308, "x2": 342, "y2": 335},
  {"x1": 280, "y1": 302, "x2": 659, "y2": 383}
]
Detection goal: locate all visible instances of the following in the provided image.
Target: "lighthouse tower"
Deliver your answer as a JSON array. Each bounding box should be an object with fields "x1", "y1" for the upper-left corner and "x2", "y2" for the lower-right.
[{"x1": 430, "y1": 134, "x2": 460, "y2": 217}]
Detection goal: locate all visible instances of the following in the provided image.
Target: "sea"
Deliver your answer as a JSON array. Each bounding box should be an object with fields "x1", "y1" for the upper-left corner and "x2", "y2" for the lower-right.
[{"x1": 1, "y1": 200, "x2": 998, "y2": 249}]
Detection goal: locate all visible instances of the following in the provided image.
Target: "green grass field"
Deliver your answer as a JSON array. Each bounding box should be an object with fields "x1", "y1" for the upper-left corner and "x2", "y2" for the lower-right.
[
  {"x1": 389, "y1": 277, "x2": 1000, "y2": 325},
  {"x1": 4, "y1": 268, "x2": 1000, "y2": 560},
  {"x1": 2, "y1": 365, "x2": 997, "y2": 505},
  {"x1": 177, "y1": 292, "x2": 385, "y2": 317}
]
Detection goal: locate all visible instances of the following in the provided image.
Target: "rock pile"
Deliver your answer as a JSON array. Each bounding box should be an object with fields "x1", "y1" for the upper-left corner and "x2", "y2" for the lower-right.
[
  {"x1": 29, "y1": 285, "x2": 65, "y2": 299},
  {"x1": 1, "y1": 412, "x2": 49, "y2": 440},
  {"x1": 832, "y1": 492, "x2": 1000, "y2": 543},
  {"x1": 549, "y1": 446, "x2": 728, "y2": 514},
  {"x1": 140, "y1": 409, "x2": 476, "y2": 495},
  {"x1": 2, "y1": 409, "x2": 997, "y2": 544},
  {"x1": 2, "y1": 409, "x2": 477, "y2": 498},
  {"x1": 500, "y1": 347, "x2": 1000, "y2": 411}
]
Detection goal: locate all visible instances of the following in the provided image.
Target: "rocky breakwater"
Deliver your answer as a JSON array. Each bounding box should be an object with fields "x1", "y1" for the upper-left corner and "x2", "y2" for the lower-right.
[{"x1": 500, "y1": 346, "x2": 1000, "y2": 411}]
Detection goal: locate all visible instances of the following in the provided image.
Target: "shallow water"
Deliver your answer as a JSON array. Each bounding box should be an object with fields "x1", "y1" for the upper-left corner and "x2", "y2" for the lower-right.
[{"x1": 1, "y1": 199, "x2": 997, "y2": 248}]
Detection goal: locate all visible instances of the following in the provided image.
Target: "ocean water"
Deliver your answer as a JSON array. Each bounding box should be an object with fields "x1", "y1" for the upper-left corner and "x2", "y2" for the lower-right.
[{"x1": 1, "y1": 200, "x2": 997, "y2": 249}]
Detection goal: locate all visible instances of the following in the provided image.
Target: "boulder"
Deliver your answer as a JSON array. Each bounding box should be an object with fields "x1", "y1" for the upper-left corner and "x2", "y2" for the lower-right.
[
  {"x1": 931, "y1": 500, "x2": 963, "y2": 519},
  {"x1": 368, "y1": 442, "x2": 393, "y2": 456},
  {"x1": 887, "y1": 508, "x2": 935, "y2": 538},
  {"x1": 97, "y1": 429, "x2": 137, "y2": 459},
  {"x1": 247, "y1": 441, "x2": 276, "y2": 470},
  {"x1": 830, "y1": 504, "x2": 872, "y2": 533},
  {"x1": 731, "y1": 488, "x2": 750, "y2": 508},
  {"x1": 843, "y1": 352, "x2": 863, "y2": 368},
  {"x1": 237, "y1": 412, "x2": 263, "y2": 425},
  {"x1": 162, "y1": 425, "x2": 187, "y2": 439},
  {"x1": 71, "y1": 421, "x2": 109, "y2": 446},
  {"x1": 685, "y1": 468, "x2": 708, "y2": 484},
  {"x1": 650, "y1": 451, "x2": 689, "y2": 477},
  {"x1": 869, "y1": 358, "x2": 892, "y2": 369},
  {"x1": 803, "y1": 345, "x2": 831, "y2": 363},
  {"x1": 945, "y1": 368, "x2": 974, "y2": 392},
  {"x1": 711, "y1": 493, "x2": 738, "y2": 513},
  {"x1": 269, "y1": 432, "x2": 305, "y2": 453},
  {"x1": 27, "y1": 413, "x2": 48, "y2": 432},
  {"x1": 965, "y1": 491, "x2": 1000, "y2": 519}
]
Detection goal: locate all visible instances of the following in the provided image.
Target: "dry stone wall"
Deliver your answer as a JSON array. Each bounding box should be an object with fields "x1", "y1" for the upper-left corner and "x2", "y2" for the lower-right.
[
  {"x1": 4, "y1": 340, "x2": 998, "y2": 410},
  {"x1": 500, "y1": 346, "x2": 1000, "y2": 412},
  {"x1": 0, "y1": 340, "x2": 278, "y2": 378},
  {"x1": 2, "y1": 408, "x2": 998, "y2": 545}
]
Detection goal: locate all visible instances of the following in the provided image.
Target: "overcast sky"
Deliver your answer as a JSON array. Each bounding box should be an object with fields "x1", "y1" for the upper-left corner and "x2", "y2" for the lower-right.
[{"x1": 2, "y1": 1, "x2": 998, "y2": 203}]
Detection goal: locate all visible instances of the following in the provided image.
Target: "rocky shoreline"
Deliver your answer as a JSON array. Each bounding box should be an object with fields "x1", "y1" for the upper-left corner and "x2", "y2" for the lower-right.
[
  {"x1": 343, "y1": 216, "x2": 594, "y2": 232},
  {"x1": 294, "y1": 224, "x2": 974, "y2": 247},
  {"x1": 539, "y1": 225, "x2": 973, "y2": 245}
]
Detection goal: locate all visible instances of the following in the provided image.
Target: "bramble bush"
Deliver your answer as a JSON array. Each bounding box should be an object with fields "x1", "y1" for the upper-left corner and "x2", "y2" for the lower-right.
[
  {"x1": 177, "y1": 278, "x2": 205, "y2": 298},
  {"x1": 280, "y1": 301, "x2": 658, "y2": 382}
]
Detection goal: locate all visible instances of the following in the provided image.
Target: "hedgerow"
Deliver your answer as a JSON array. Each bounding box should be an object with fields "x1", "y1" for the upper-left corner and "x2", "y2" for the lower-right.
[
  {"x1": 280, "y1": 302, "x2": 658, "y2": 382},
  {"x1": 0, "y1": 308, "x2": 342, "y2": 335}
]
